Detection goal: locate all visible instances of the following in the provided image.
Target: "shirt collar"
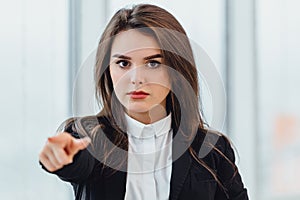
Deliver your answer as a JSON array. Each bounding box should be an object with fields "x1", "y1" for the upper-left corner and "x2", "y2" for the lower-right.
[{"x1": 125, "y1": 113, "x2": 172, "y2": 139}]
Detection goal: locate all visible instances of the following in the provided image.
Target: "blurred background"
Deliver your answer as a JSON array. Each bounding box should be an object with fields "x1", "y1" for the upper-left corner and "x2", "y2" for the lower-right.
[{"x1": 1, "y1": 0, "x2": 299, "y2": 199}]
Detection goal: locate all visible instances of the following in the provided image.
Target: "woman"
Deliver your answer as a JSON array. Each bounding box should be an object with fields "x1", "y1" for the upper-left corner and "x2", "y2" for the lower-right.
[{"x1": 39, "y1": 4, "x2": 248, "y2": 200}]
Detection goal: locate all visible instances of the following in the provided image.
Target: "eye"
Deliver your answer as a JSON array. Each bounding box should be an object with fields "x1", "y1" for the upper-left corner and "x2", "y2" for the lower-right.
[
  {"x1": 116, "y1": 60, "x2": 130, "y2": 68},
  {"x1": 146, "y1": 60, "x2": 161, "y2": 68}
]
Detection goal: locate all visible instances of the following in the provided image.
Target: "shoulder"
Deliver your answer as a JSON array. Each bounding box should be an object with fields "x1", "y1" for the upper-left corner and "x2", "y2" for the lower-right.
[
  {"x1": 58, "y1": 115, "x2": 111, "y2": 138},
  {"x1": 192, "y1": 128, "x2": 233, "y2": 158},
  {"x1": 190, "y1": 128, "x2": 237, "y2": 173}
]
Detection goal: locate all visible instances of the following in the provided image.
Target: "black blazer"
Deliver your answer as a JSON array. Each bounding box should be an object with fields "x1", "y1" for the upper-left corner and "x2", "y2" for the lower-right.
[{"x1": 44, "y1": 117, "x2": 248, "y2": 200}]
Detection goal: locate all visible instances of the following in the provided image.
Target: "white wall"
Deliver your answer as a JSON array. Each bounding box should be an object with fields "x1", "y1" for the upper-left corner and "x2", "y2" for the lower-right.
[
  {"x1": 0, "y1": 0, "x2": 71, "y2": 199},
  {"x1": 227, "y1": 0, "x2": 257, "y2": 198},
  {"x1": 257, "y1": 0, "x2": 300, "y2": 199},
  {"x1": 72, "y1": 0, "x2": 106, "y2": 117}
]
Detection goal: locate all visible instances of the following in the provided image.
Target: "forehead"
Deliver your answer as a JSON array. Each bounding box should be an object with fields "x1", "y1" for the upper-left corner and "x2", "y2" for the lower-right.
[{"x1": 111, "y1": 29, "x2": 161, "y2": 55}]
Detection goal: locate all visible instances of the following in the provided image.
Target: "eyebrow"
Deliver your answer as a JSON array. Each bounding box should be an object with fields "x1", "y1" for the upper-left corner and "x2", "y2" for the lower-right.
[{"x1": 112, "y1": 53, "x2": 163, "y2": 60}]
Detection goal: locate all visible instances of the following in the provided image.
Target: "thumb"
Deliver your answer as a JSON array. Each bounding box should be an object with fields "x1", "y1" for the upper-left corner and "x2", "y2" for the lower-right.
[{"x1": 70, "y1": 137, "x2": 91, "y2": 152}]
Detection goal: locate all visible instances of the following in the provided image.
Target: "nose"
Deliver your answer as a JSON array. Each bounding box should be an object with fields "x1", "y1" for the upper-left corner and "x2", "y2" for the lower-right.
[{"x1": 130, "y1": 66, "x2": 145, "y2": 85}]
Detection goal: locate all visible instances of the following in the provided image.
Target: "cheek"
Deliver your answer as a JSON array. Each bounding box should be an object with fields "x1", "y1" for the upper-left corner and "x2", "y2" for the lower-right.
[
  {"x1": 110, "y1": 68, "x2": 125, "y2": 87},
  {"x1": 149, "y1": 71, "x2": 170, "y2": 89},
  {"x1": 109, "y1": 67, "x2": 118, "y2": 86},
  {"x1": 158, "y1": 86, "x2": 171, "y2": 97},
  {"x1": 109, "y1": 69, "x2": 129, "y2": 100},
  {"x1": 147, "y1": 74, "x2": 170, "y2": 101}
]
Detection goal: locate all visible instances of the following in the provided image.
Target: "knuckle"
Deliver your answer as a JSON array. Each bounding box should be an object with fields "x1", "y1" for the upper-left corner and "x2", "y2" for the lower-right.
[
  {"x1": 49, "y1": 167, "x2": 56, "y2": 172},
  {"x1": 58, "y1": 158, "x2": 67, "y2": 165},
  {"x1": 68, "y1": 159, "x2": 73, "y2": 164},
  {"x1": 64, "y1": 158, "x2": 72, "y2": 165},
  {"x1": 56, "y1": 164, "x2": 63, "y2": 169},
  {"x1": 38, "y1": 152, "x2": 44, "y2": 159}
]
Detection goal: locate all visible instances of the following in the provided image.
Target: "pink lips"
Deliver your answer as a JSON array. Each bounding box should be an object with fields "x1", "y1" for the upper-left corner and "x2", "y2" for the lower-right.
[{"x1": 128, "y1": 91, "x2": 149, "y2": 99}]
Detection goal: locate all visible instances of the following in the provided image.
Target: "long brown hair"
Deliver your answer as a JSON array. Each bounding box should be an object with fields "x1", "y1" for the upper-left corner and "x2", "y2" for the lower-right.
[
  {"x1": 63, "y1": 4, "x2": 236, "y2": 195},
  {"x1": 96, "y1": 4, "x2": 202, "y2": 134}
]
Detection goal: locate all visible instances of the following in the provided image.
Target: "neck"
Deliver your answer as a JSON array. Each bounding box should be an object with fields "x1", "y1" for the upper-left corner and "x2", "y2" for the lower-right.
[{"x1": 127, "y1": 104, "x2": 167, "y2": 124}]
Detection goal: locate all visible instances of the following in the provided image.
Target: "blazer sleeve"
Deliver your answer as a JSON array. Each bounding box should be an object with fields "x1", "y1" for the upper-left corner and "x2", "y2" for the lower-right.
[
  {"x1": 216, "y1": 137, "x2": 249, "y2": 200},
  {"x1": 40, "y1": 120, "x2": 95, "y2": 184}
]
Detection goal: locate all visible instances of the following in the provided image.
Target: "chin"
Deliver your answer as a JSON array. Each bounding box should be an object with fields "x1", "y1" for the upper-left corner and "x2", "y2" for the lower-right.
[{"x1": 126, "y1": 104, "x2": 150, "y2": 114}]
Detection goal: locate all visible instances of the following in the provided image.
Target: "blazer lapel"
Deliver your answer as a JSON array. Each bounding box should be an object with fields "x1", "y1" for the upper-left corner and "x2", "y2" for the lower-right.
[
  {"x1": 104, "y1": 169, "x2": 127, "y2": 199},
  {"x1": 169, "y1": 140, "x2": 192, "y2": 200},
  {"x1": 97, "y1": 117, "x2": 128, "y2": 200}
]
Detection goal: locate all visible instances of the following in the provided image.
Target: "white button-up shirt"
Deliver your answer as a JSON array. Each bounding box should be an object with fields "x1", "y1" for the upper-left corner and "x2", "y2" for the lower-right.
[{"x1": 124, "y1": 113, "x2": 173, "y2": 200}]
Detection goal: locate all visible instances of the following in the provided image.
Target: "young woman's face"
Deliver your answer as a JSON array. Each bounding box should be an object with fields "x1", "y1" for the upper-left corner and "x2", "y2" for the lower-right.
[{"x1": 109, "y1": 29, "x2": 171, "y2": 119}]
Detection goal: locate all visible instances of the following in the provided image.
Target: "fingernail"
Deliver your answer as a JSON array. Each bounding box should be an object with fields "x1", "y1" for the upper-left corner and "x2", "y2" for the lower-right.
[{"x1": 83, "y1": 137, "x2": 91, "y2": 143}]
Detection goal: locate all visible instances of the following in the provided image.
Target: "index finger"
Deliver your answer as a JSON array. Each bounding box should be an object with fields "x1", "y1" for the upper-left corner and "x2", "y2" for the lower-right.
[
  {"x1": 47, "y1": 132, "x2": 73, "y2": 144},
  {"x1": 67, "y1": 137, "x2": 91, "y2": 156}
]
